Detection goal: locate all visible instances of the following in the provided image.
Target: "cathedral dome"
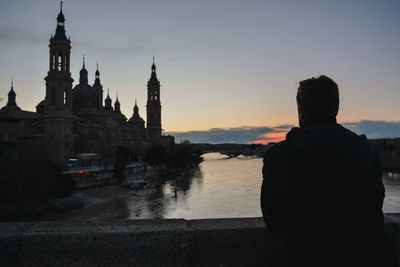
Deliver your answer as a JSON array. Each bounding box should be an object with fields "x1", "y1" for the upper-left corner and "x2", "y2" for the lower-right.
[
  {"x1": 72, "y1": 83, "x2": 96, "y2": 113},
  {"x1": 128, "y1": 116, "x2": 145, "y2": 123},
  {"x1": 128, "y1": 115, "x2": 145, "y2": 128},
  {"x1": 128, "y1": 100, "x2": 145, "y2": 128}
]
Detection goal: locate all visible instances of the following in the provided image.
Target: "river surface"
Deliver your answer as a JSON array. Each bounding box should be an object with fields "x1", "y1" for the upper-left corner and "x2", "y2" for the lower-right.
[{"x1": 46, "y1": 153, "x2": 400, "y2": 221}]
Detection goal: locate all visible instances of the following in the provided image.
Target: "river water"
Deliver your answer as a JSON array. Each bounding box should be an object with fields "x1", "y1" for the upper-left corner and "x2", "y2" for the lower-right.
[{"x1": 46, "y1": 153, "x2": 400, "y2": 221}]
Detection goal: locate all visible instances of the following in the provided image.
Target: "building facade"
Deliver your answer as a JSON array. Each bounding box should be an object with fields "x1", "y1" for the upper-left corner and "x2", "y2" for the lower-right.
[{"x1": 0, "y1": 3, "x2": 174, "y2": 167}]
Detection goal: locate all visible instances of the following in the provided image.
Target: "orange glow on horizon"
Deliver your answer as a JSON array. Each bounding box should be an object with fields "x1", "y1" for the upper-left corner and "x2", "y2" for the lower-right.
[{"x1": 250, "y1": 131, "x2": 287, "y2": 145}]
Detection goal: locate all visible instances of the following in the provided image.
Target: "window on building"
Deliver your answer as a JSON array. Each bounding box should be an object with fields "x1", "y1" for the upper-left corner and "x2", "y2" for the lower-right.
[
  {"x1": 64, "y1": 90, "x2": 67, "y2": 104},
  {"x1": 52, "y1": 53, "x2": 56, "y2": 70},
  {"x1": 58, "y1": 53, "x2": 62, "y2": 71}
]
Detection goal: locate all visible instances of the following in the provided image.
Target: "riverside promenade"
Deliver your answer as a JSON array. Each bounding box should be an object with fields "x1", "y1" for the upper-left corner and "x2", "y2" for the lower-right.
[{"x1": 0, "y1": 215, "x2": 399, "y2": 266}]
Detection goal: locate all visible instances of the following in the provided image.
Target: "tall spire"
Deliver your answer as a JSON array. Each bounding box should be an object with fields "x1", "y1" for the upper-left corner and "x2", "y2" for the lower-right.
[
  {"x1": 133, "y1": 98, "x2": 139, "y2": 116},
  {"x1": 92, "y1": 61, "x2": 103, "y2": 110},
  {"x1": 94, "y1": 61, "x2": 101, "y2": 83},
  {"x1": 152, "y1": 56, "x2": 156, "y2": 71},
  {"x1": 151, "y1": 56, "x2": 157, "y2": 80},
  {"x1": 79, "y1": 55, "x2": 88, "y2": 84},
  {"x1": 114, "y1": 92, "x2": 121, "y2": 113},
  {"x1": 7, "y1": 79, "x2": 17, "y2": 107},
  {"x1": 104, "y1": 88, "x2": 113, "y2": 111},
  {"x1": 54, "y1": 1, "x2": 67, "y2": 40}
]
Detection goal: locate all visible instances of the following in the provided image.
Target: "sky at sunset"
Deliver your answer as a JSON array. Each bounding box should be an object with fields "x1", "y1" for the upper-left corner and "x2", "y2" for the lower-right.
[{"x1": 0, "y1": 0, "x2": 399, "y2": 143}]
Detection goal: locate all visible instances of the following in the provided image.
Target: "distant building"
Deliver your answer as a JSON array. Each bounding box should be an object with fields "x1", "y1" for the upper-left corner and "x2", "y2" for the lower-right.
[{"x1": 0, "y1": 3, "x2": 174, "y2": 167}]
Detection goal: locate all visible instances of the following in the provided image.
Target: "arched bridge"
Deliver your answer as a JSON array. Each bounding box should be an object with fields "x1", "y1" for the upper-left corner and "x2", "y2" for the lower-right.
[{"x1": 192, "y1": 143, "x2": 267, "y2": 158}]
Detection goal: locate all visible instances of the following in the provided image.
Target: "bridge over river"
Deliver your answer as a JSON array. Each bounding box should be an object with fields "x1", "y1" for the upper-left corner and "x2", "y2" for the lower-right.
[{"x1": 192, "y1": 143, "x2": 269, "y2": 158}]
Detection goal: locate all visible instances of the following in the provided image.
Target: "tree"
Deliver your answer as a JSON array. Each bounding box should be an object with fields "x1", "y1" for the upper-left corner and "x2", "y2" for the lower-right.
[{"x1": 143, "y1": 145, "x2": 169, "y2": 165}]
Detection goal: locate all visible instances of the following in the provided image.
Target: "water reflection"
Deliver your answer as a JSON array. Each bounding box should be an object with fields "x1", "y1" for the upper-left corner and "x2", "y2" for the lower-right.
[
  {"x1": 122, "y1": 167, "x2": 203, "y2": 219},
  {"x1": 41, "y1": 153, "x2": 400, "y2": 220}
]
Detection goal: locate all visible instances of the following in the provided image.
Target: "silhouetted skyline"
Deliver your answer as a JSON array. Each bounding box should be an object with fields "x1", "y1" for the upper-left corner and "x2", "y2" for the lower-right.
[{"x1": 0, "y1": 0, "x2": 399, "y2": 143}]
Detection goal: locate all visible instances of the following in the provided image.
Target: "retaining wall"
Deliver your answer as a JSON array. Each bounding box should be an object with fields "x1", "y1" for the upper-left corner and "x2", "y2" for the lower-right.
[{"x1": 1, "y1": 215, "x2": 399, "y2": 266}]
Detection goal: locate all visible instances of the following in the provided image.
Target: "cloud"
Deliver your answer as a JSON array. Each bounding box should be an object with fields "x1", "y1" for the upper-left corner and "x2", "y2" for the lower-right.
[
  {"x1": 0, "y1": 26, "x2": 48, "y2": 46},
  {"x1": 167, "y1": 120, "x2": 400, "y2": 144},
  {"x1": 73, "y1": 40, "x2": 146, "y2": 55},
  {"x1": 167, "y1": 125, "x2": 292, "y2": 144},
  {"x1": 343, "y1": 120, "x2": 400, "y2": 139},
  {"x1": 0, "y1": 26, "x2": 147, "y2": 55}
]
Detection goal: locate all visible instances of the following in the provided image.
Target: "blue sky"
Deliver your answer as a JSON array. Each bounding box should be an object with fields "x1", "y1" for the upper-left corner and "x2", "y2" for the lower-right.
[{"x1": 0, "y1": 0, "x2": 399, "y2": 142}]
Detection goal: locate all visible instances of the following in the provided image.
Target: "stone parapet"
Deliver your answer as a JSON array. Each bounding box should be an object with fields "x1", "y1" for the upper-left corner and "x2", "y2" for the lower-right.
[{"x1": 0, "y1": 215, "x2": 399, "y2": 266}]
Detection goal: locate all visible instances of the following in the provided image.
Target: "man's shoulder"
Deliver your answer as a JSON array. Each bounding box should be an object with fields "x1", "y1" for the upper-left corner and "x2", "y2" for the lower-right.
[
  {"x1": 335, "y1": 124, "x2": 371, "y2": 151},
  {"x1": 335, "y1": 123, "x2": 367, "y2": 140},
  {"x1": 263, "y1": 139, "x2": 292, "y2": 164}
]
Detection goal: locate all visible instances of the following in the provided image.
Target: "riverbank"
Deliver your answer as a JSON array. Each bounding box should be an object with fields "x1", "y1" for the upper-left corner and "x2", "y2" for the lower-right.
[{"x1": 0, "y1": 164, "x2": 200, "y2": 222}]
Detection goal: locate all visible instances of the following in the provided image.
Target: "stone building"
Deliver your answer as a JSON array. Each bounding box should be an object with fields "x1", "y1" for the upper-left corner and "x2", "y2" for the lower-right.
[{"x1": 0, "y1": 3, "x2": 174, "y2": 167}]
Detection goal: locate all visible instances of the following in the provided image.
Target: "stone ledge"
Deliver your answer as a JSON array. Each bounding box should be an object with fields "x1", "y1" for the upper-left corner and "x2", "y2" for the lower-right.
[{"x1": 0, "y1": 215, "x2": 399, "y2": 266}]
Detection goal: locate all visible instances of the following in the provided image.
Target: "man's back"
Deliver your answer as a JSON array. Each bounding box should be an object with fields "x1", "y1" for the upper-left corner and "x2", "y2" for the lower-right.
[{"x1": 261, "y1": 121, "x2": 385, "y2": 266}]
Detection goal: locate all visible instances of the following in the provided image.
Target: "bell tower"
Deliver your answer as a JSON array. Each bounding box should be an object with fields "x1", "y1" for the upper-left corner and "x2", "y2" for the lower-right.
[
  {"x1": 92, "y1": 62, "x2": 103, "y2": 110},
  {"x1": 146, "y1": 57, "x2": 162, "y2": 139},
  {"x1": 44, "y1": 1, "x2": 74, "y2": 167}
]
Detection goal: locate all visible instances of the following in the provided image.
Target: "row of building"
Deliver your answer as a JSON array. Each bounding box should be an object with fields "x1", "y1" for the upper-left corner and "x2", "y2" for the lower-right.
[{"x1": 0, "y1": 3, "x2": 174, "y2": 167}]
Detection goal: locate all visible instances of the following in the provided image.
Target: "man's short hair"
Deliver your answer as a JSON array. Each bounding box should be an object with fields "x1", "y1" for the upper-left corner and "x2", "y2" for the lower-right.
[{"x1": 297, "y1": 75, "x2": 339, "y2": 121}]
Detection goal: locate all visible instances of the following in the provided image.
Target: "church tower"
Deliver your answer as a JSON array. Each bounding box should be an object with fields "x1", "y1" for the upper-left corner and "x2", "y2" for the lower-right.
[
  {"x1": 114, "y1": 93, "x2": 121, "y2": 113},
  {"x1": 43, "y1": 2, "x2": 74, "y2": 166},
  {"x1": 104, "y1": 88, "x2": 113, "y2": 111},
  {"x1": 146, "y1": 57, "x2": 162, "y2": 139},
  {"x1": 1, "y1": 80, "x2": 21, "y2": 112},
  {"x1": 6, "y1": 80, "x2": 19, "y2": 109},
  {"x1": 92, "y1": 63, "x2": 103, "y2": 110}
]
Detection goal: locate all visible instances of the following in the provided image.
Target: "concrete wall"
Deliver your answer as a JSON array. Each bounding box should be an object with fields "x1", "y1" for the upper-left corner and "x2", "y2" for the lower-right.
[{"x1": 0, "y1": 215, "x2": 399, "y2": 267}]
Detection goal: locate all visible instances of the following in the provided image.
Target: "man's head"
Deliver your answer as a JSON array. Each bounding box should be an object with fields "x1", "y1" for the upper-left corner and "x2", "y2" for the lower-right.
[{"x1": 297, "y1": 75, "x2": 339, "y2": 127}]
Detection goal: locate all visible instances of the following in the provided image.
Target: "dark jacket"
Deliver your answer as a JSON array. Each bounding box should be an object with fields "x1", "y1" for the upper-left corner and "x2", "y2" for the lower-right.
[{"x1": 261, "y1": 121, "x2": 386, "y2": 267}]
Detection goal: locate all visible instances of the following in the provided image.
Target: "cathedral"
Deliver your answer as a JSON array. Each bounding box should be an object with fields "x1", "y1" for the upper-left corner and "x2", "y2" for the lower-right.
[{"x1": 0, "y1": 3, "x2": 173, "y2": 167}]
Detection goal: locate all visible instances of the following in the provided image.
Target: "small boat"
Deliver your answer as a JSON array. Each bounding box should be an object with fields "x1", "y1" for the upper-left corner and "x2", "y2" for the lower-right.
[
  {"x1": 63, "y1": 154, "x2": 151, "y2": 189},
  {"x1": 63, "y1": 153, "x2": 114, "y2": 189}
]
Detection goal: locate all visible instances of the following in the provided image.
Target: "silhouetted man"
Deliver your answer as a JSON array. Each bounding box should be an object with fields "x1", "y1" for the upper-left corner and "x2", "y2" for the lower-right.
[{"x1": 261, "y1": 76, "x2": 390, "y2": 267}]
